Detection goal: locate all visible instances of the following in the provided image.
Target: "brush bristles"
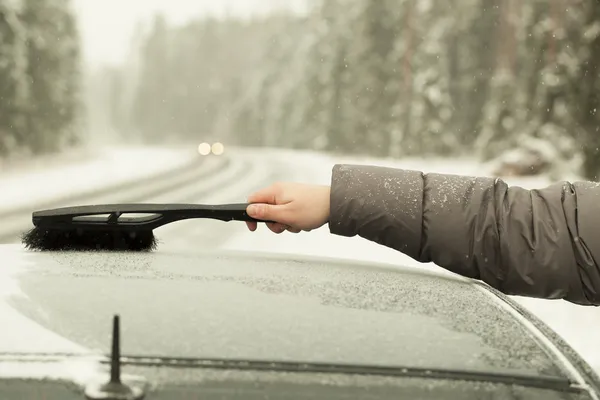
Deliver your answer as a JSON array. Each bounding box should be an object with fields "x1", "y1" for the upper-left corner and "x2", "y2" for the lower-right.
[{"x1": 20, "y1": 227, "x2": 158, "y2": 252}]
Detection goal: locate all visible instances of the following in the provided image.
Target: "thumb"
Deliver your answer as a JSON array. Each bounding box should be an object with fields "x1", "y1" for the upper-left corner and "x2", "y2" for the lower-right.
[{"x1": 247, "y1": 203, "x2": 286, "y2": 223}]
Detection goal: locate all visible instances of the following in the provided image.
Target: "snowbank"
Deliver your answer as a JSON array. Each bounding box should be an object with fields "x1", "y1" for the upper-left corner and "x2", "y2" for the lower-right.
[{"x1": 0, "y1": 145, "x2": 199, "y2": 212}]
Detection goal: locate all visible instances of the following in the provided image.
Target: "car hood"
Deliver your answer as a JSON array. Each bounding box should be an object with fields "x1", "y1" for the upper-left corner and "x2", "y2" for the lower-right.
[{"x1": 0, "y1": 244, "x2": 567, "y2": 379}]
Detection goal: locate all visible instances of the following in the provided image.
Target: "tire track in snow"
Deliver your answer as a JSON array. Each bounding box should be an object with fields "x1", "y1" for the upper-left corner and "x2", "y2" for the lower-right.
[{"x1": 0, "y1": 155, "x2": 230, "y2": 243}]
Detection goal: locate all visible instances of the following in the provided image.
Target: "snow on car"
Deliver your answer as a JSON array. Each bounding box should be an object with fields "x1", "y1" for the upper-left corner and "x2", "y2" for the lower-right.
[{"x1": 0, "y1": 245, "x2": 598, "y2": 399}]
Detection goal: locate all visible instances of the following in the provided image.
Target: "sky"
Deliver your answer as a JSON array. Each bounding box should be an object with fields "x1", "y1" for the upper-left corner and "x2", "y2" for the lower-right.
[{"x1": 72, "y1": 0, "x2": 309, "y2": 67}]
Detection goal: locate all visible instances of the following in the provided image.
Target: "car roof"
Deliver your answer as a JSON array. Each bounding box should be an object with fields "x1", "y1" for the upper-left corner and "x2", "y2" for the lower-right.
[{"x1": 0, "y1": 245, "x2": 578, "y2": 383}]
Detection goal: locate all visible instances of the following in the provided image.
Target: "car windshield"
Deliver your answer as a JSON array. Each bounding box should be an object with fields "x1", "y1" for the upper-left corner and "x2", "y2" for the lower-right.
[
  {"x1": 0, "y1": 252, "x2": 574, "y2": 378},
  {"x1": 0, "y1": 0, "x2": 599, "y2": 394}
]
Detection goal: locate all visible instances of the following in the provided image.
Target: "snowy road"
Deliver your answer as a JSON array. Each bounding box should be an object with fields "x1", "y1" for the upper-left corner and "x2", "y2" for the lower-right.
[
  {"x1": 0, "y1": 146, "x2": 300, "y2": 247},
  {"x1": 1, "y1": 146, "x2": 598, "y2": 374},
  {"x1": 0, "y1": 145, "x2": 201, "y2": 213}
]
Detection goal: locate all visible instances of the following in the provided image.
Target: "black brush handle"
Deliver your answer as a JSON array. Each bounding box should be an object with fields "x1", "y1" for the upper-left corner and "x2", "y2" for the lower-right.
[{"x1": 32, "y1": 203, "x2": 275, "y2": 230}]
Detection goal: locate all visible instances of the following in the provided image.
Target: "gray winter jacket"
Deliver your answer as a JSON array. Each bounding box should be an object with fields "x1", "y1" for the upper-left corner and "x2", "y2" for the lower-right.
[{"x1": 328, "y1": 164, "x2": 600, "y2": 306}]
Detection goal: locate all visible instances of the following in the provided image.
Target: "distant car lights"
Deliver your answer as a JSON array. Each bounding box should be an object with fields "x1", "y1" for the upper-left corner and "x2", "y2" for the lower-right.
[
  {"x1": 198, "y1": 142, "x2": 225, "y2": 156},
  {"x1": 211, "y1": 142, "x2": 224, "y2": 155},
  {"x1": 198, "y1": 142, "x2": 211, "y2": 155}
]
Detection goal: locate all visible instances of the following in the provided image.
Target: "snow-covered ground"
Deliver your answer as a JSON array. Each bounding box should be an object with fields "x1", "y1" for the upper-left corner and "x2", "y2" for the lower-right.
[
  {"x1": 222, "y1": 148, "x2": 600, "y2": 373},
  {"x1": 0, "y1": 145, "x2": 199, "y2": 212}
]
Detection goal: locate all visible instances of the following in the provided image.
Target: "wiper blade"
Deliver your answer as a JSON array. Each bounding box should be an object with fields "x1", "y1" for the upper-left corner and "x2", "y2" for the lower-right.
[
  {"x1": 0, "y1": 353, "x2": 585, "y2": 393},
  {"x1": 112, "y1": 355, "x2": 581, "y2": 393}
]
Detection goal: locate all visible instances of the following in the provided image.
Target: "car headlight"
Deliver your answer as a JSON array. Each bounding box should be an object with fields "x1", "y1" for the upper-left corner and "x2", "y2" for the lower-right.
[
  {"x1": 198, "y1": 142, "x2": 211, "y2": 156},
  {"x1": 211, "y1": 142, "x2": 224, "y2": 155}
]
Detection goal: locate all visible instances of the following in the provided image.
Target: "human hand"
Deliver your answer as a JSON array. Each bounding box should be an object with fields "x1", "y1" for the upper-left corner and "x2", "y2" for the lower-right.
[{"x1": 245, "y1": 182, "x2": 330, "y2": 234}]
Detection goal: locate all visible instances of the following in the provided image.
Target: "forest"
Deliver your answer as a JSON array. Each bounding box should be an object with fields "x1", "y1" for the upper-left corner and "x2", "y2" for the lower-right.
[
  {"x1": 0, "y1": 0, "x2": 82, "y2": 158},
  {"x1": 115, "y1": 0, "x2": 600, "y2": 178},
  {"x1": 1, "y1": 0, "x2": 599, "y2": 179}
]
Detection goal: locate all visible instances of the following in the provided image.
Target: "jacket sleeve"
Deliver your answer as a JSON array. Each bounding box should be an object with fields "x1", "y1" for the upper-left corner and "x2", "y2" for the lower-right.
[{"x1": 328, "y1": 164, "x2": 600, "y2": 306}]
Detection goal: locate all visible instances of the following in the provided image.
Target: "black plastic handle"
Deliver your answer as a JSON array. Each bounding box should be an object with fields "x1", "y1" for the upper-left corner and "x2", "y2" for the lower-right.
[{"x1": 32, "y1": 203, "x2": 273, "y2": 231}]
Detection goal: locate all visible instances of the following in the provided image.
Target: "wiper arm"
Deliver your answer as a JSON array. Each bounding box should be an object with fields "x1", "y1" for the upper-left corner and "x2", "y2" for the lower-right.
[
  {"x1": 112, "y1": 355, "x2": 581, "y2": 393},
  {"x1": 0, "y1": 313, "x2": 587, "y2": 396},
  {"x1": 0, "y1": 352, "x2": 585, "y2": 393}
]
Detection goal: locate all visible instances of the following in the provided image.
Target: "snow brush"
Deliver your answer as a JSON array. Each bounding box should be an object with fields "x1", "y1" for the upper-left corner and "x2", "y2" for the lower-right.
[{"x1": 21, "y1": 203, "x2": 271, "y2": 251}]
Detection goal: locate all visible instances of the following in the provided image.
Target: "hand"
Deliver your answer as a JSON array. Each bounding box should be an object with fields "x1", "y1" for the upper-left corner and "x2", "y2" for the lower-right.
[{"x1": 245, "y1": 182, "x2": 330, "y2": 234}]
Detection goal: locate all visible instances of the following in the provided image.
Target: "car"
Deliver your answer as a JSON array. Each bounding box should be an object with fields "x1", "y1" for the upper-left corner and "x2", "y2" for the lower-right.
[{"x1": 0, "y1": 244, "x2": 599, "y2": 400}]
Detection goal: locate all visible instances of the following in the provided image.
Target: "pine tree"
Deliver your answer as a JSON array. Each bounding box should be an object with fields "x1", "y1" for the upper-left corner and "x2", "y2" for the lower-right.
[
  {"x1": 471, "y1": 0, "x2": 519, "y2": 159},
  {"x1": 302, "y1": 0, "x2": 346, "y2": 151},
  {"x1": 131, "y1": 13, "x2": 171, "y2": 142},
  {"x1": 348, "y1": 0, "x2": 402, "y2": 156},
  {"x1": 576, "y1": 0, "x2": 600, "y2": 179},
  {"x1": 0, "y1": 0, "x2": 28, "y2": 155},
  {"x1": 405, "y1": 0, "x2": 456, "y2": 155},
  {"x1": 21, "y1": 0, "x2": 82, "y2": 154},
  {"x1": 515, "y1": 1, "x2": 580, "y2": 163}
]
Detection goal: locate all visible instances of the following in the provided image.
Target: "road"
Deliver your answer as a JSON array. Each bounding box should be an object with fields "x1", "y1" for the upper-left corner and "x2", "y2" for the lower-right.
[
  {"x1": 0, "y1": 147, "x2": 305, "y2": 249},
  {"x1": 1, "y1": 146, "x2": 598, "y2": 373}
]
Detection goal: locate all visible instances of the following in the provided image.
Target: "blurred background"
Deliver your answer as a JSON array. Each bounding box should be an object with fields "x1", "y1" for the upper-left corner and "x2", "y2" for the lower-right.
[
  {"x1": 0, "y1": 0, "x2": 599, "y2": 374},
  {"x1": 0, "y1": 0, "x2": 598, "y2": 176}
]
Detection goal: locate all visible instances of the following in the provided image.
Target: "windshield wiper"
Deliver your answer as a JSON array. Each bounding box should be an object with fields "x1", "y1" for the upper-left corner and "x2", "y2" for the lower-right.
[
  {"x1": 0, "y1": 314, "x2": 587, "y2": 395},
  {"x1": 0, "y1": 351, "x2": 580, "y2": 393},
  {"x1": 111, "y1": 355, "x2": 581, "y2": 393}
]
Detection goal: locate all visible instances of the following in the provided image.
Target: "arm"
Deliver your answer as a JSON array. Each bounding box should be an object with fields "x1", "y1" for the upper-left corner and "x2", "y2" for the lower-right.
[{"x1": 329, "y1": 164, "x2": 600, "y2": 306}]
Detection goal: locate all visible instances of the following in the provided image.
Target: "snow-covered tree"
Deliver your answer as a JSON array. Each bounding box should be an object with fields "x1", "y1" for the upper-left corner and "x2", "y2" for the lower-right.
[
  {"x1": 20, "y1": 0, "x2": 82, "y2": 153},
  {"x1": 123, "y1": 0, "x2": 600, "y2": 178},
  {"x1": 0, "y1": 0, "x2": 28, "y2": 155}
]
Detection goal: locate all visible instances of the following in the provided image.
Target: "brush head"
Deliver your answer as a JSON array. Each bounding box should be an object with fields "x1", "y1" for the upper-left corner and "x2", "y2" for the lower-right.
[
  {"x1": 20, "y1": 202, "x2": 263, "y2": 252},
  {"x1": 21, "y1": 227, "x2": 158, "y2": 252}
]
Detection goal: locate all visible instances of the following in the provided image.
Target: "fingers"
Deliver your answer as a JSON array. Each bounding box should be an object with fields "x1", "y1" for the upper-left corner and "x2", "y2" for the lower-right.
[
  {"x1": 266, "y1": 222, "x2": 287, "y2": 234},
  {"x1": 246, "y1": 202, "x2": 288, "y2": 233},
  {"x1": 246, "y1": 183, "x2": 296, "y2": 234},
  {"x1": 247, "y1": 220, "x2": 300, "y2": 234},
  {"x1": 247, "y1": 183, "x2": 281, "y2": 204},
  {"x1": 268, "y1": 223, "x2": 301, "y2": 234},
  {"x1": 247, "y1": 203, "x2": 292, "y2": 225}
]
